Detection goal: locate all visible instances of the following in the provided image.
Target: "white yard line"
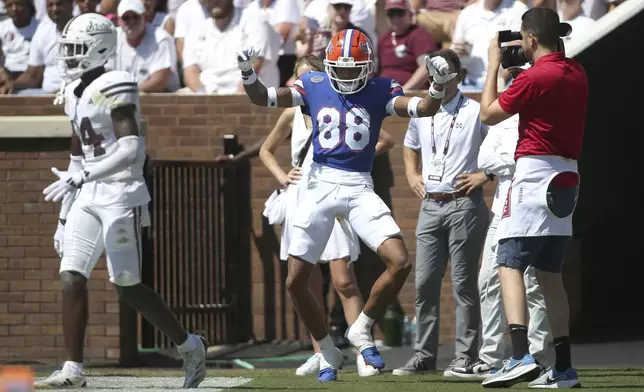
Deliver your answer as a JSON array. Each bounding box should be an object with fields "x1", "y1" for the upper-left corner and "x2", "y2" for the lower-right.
[{"x1": 36, "y1": 376, "x2": 252, "y2": 391}]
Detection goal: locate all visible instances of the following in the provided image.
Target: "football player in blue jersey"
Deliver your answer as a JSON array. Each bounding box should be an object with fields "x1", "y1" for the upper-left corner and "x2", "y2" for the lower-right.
[{"x1": 237, "y1": 28, "x2": 456, "y2": 382}]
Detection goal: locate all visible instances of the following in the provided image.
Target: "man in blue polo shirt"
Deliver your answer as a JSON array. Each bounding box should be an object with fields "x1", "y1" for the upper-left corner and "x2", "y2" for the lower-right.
[{"x1": 477, "y1": 7, "x2": 588, "y2": 389}]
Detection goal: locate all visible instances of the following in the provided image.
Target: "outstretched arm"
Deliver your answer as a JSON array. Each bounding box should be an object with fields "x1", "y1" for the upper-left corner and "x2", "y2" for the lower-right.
[
  {"x1": 387, "y1": 88, "x2": 443, "y2": 118},
  {"x1": 385, "y1": 55, "x2": 457, "y2": 118},
  {"x1": 237, "y1": 48, "x2": 304, "y2": 108}
]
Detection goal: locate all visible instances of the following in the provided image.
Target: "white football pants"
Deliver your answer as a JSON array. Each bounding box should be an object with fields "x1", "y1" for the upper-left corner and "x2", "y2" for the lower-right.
[{"x1": 60, "y1": 200, "x2": 147, "y2": 286}]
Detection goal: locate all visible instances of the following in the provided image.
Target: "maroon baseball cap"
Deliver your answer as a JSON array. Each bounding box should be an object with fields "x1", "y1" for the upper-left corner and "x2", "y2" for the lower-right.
[{"x1": 385, "y1": 0, "x2": 409, "y2": 11}]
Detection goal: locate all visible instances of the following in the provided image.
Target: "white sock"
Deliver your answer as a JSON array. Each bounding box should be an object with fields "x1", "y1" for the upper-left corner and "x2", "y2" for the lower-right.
[
  {"x1": 62, "y1": 361, "x2": 83, "y2": 375},
  {"x1": 356, "y1": 311, "x2": 375, "y2": 329},
  {"x1": 177, "y1": 334, "x2": 197, "y2": 351},
  {"x1": 317, "y1": 335, "x2": 335, "y2": 352}
]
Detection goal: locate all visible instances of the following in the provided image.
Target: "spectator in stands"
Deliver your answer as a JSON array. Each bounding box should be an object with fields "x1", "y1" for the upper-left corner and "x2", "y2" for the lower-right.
[
  {"x1": 173, "y1": 0, "x2": 208, "y2": 61},
  {"x1": 29, "y1": 0, "x2": 99, "y2": 21},
  {"x1": 76, "y1": 0, "x2": 100, "y2": 13},
  {"x1": 0, "y1": 0, "x2": 39, "y2": 93},
  {"x1": 143, "y1": 0, "x2": 176, "y2": 35},
  {"x1": 450, "y1": 0, "x2": 527, "y2": 91},
  {"x1": 107, "y1": 0, "x2": 180, "y2": 92},
  {"x1": 376, "y1": 0, "x2": 436, "y2": 90},
  {"x1": 559, "y1": 0, "x2": 595, "y2": 45},
  {"x1": 295, "y1": 0, "x2": 371, "y2": 61},
  {"x1": 578, "y1": 0, "x2": 623, "y2": 20},
  {"x1": 4, "y1": 0, "x2": 73, "y2": 94},
  {"x1": 408, "y1": 0, "x2": 472, "y2": 48},
  {"x1": 179, "y1": 0, "x2": 279, "y2": 94},
  {"x1": 299, "y1": 0, "x2": 376, "y2": 49},
  {"x1": 246, "y1": 0, "x2": 300, "y2": 87}
]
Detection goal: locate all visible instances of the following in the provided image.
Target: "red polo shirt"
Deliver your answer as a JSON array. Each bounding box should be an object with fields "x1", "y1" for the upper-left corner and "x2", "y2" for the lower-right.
[
  {"x1": 377, "y1": 25, "x2": 437, "y2": 88},
  {"x1": 498, "y1": 52, "x2": 588, "y2": 161}
]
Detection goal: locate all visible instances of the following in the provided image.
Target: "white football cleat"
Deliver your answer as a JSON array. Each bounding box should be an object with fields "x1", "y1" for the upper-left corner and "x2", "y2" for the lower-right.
[
  {"x1": 295, "y1": 353, "x2": 321, "y2": 376},
  {"x1": 357, "y1": 353, "x2": 380, "y2": 376},
  {"x1": 33, "y1": 370, "x2": 87, "y2": 389}
]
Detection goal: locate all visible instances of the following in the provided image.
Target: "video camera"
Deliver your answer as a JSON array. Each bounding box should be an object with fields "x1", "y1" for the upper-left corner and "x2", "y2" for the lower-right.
[
  {"x1": 498, "y1": 30, "x2": 527, "y2": 69},
  {"x1": 498, "y1": 25, "x2": 571, "y2": 69}
]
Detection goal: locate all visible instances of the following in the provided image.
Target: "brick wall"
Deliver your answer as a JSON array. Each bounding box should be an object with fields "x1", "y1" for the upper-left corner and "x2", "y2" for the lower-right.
[{"x1": 0, "y1": 93, "x2": 493, "y2": 364}]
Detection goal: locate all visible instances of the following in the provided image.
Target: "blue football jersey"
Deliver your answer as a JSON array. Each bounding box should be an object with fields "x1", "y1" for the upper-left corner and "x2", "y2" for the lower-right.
[{"x1": 293, "y1": 72, "x2": 404, "y2": 173}]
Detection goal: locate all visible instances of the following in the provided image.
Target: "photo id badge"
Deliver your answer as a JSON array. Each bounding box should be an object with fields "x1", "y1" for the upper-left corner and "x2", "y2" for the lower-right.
[{"x1": 427, "y1": 159, "x2": 445, "y2": 182}]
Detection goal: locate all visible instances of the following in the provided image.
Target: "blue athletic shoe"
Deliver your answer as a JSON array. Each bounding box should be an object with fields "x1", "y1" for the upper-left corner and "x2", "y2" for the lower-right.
[
  {"x1": 528, "y1": 367, "x2": 581, "y2": 388},
  {"x1": 317, "y1": 368, "x2": 337, "y2": 382},
  {"x1": 481, "y1": 354, "x2": 541, "y2": 388},
  {"x1": 360, "y1": 347, "x2": 385, "y2": 370},
  {"x1": 346, "y1": 323, "x2": 385, "y2": 370}
]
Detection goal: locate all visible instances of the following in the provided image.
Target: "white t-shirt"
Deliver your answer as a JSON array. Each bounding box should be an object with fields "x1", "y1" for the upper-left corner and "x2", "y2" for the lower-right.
[
  {"x1": 404, "y1": 92, "x2": 489, "y2": 194},
  {"x1": 174, "y1": 0, "x2": 209, "y2": 39},
  {"x1": 0, "y1": 17, "x2": 39, "y2": 73},
  {"x1": 183, "y1": 7, "x2": 280, "y2": 93},
  {"x1": 452, "y1": 0, "x2": 527, "y2": 86},
  {"x1": 246, "y1": 0, "x2": 300, "y2": 56},
  {"x1": 28, "y1": 17, "x2": 62, "y2": 93},
  {"x1": 109, "y1": 24, "x2": 180, "y2": 92},
  {"x1": 302, "y1": 0, "x2": 376, "y2": 43},
  {"x1": 477, "y1": 114, "x2": 518, "y2": 216}
]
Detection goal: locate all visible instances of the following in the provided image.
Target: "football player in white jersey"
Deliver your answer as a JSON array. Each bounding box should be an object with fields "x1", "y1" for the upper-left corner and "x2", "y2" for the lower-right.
[{"x1": 37, "y1": 13, "x2": 207, "y2": 389}]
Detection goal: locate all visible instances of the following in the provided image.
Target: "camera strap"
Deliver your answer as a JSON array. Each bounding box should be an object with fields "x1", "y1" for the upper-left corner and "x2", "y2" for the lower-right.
[{"x1": 430, "y1": 94, "x2": 464, "y2": 157}]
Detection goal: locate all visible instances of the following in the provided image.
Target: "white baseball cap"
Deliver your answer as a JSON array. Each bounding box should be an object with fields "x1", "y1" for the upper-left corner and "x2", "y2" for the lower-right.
[
  {"x1": 329, "y1": 0, "x2": 354, "y2": 5},
  {"x1": 118, "y1": 0, "x2": 145, "y2": 17}
]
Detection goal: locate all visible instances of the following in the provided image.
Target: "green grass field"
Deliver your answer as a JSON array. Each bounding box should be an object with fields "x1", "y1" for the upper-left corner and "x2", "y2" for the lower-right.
[{"x1": 57, "y1": 367, "x2": 644, "y2": 391}]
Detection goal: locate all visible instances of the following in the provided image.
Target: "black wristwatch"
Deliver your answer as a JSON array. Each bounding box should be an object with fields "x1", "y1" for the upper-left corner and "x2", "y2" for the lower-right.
[{"x1": 484, "y1": 171, "x2": 496, "y2": 181}]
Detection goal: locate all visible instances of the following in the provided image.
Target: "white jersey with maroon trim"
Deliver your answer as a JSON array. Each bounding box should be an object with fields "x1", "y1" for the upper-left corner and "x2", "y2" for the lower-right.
[{"x1": 63, "y1": 70, "x2": 150, "y2": 208}]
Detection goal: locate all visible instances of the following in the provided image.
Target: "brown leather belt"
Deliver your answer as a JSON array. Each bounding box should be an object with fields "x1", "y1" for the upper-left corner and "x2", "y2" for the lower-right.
[{"x1": 425, "y1": 190, "x2": 467, "y2": 201}]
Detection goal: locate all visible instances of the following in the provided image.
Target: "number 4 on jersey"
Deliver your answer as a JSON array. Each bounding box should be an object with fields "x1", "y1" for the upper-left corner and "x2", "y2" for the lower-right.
[
  {"x1": 317, "y1": 107, "x2": 371, "y2": 152},
  {"x1": 79, "y1": 117, "x2": 105, "y2": 157}
]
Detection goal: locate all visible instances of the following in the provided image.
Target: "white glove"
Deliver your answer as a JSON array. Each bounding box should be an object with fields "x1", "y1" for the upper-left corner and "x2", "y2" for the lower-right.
[
  {"x1": 43, "y1": 167, "x2": 86, "y2": 202},
  {"x1": 53, "y1": 81, "x2": 66, "y2": 105},
  {"x1": 54, "y1": 221, "x2": 65, "y2": 258},
  {"x1": 425, "y1": 55, "x2": 458, "y2": 84},
  {"x1": 236, "y1": 47, "x2": 260, "y2": 72}
]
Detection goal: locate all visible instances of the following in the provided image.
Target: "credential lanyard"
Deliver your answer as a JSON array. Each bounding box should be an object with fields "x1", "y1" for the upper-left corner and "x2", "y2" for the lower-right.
[{"x1": 430, "y1": 94, "x2": 464, "y2": 157}]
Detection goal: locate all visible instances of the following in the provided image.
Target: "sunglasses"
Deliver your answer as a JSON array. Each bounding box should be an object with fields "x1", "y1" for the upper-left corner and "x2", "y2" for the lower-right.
[
  {"x1": 332, "y1": 3, "x2": 352, "y2": 11},
  {"x1": 121, "y1": 13, "x2": 142, "y2": 22},
  {"x1": 386, "y1": 9, "x2": 406, "y2": 18}
]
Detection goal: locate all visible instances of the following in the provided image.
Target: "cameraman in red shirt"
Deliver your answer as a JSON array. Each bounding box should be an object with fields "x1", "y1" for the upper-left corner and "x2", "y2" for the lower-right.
[{"x1": 478, "y1": 7, "x2": 587, "y2": 389}]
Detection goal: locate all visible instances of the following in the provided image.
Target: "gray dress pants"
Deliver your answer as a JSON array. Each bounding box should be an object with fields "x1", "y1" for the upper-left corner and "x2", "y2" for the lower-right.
[{"x1": 414, "y1": 189, "x2": 489, "y2": 363}]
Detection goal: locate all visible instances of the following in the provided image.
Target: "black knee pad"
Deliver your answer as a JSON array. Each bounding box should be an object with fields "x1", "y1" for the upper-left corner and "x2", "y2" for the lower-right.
[{"x1": 60, "y1": 271, "x2": 87, "y2": 292}]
